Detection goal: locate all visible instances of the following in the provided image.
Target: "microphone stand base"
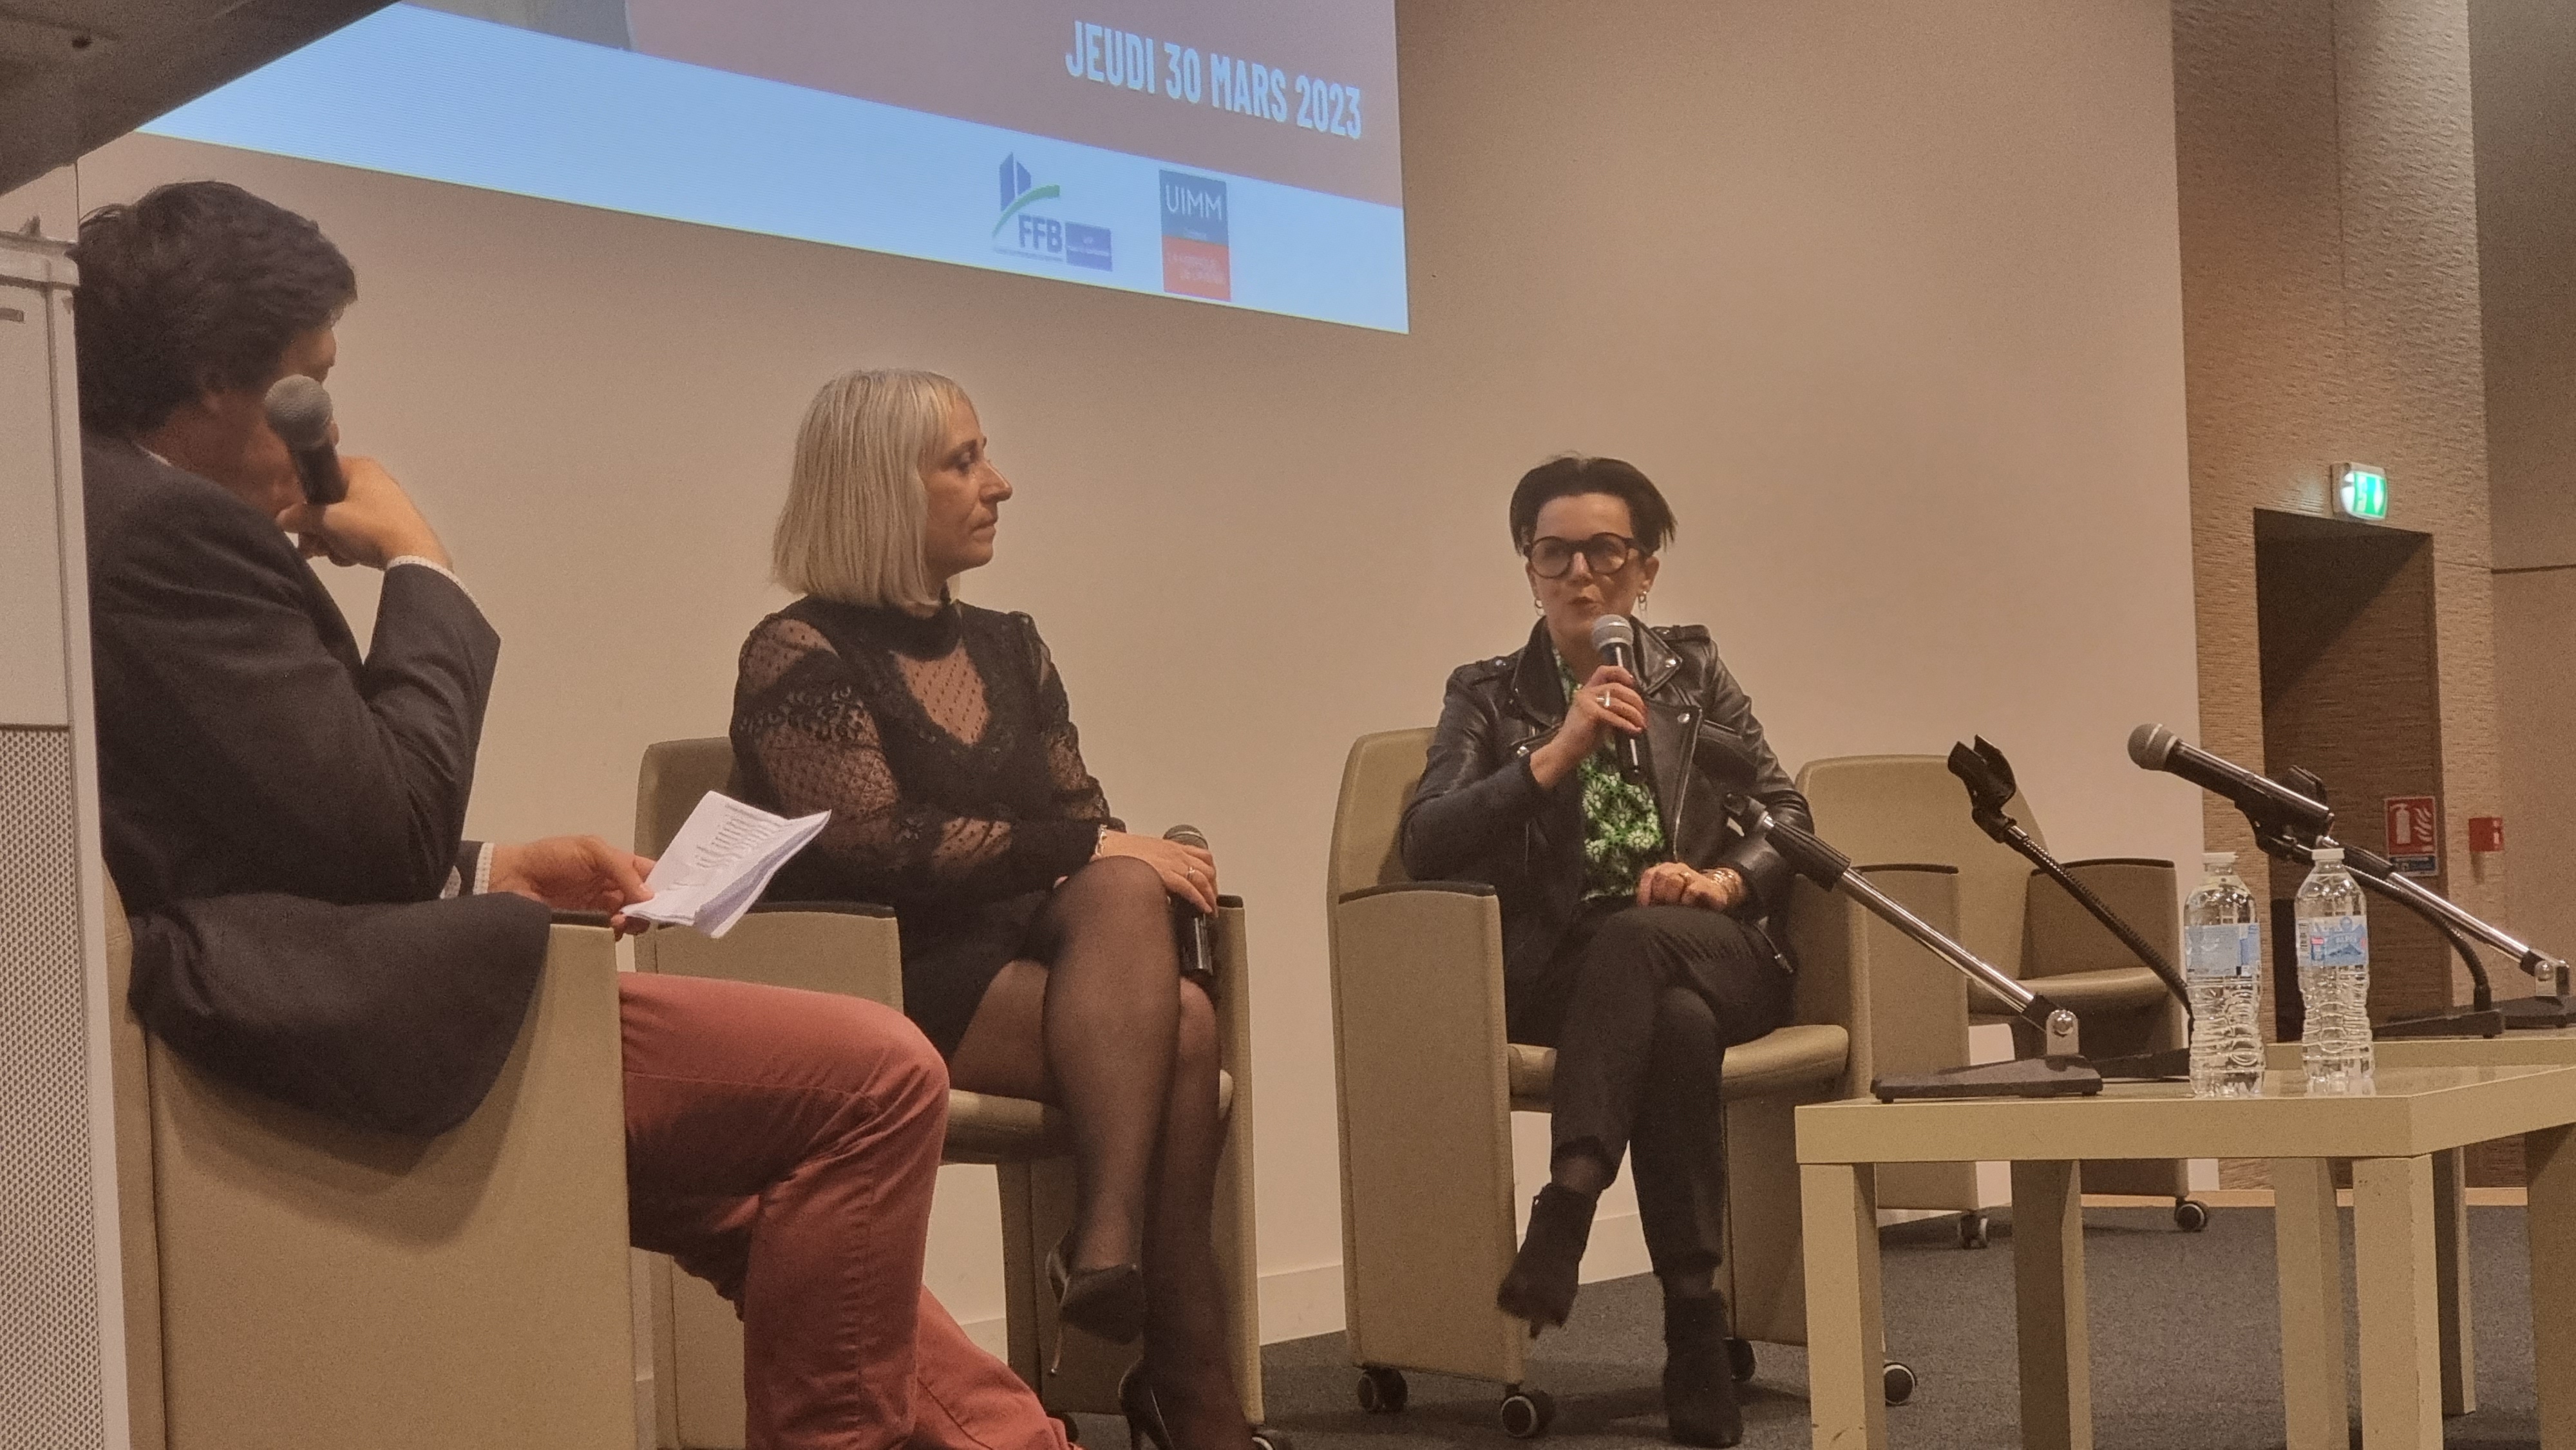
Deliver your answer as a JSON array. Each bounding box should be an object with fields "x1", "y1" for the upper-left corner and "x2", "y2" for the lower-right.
[
  {"x1": 2500, "y1": 996, "x2": 2576, "y2": 1030},
  {"x1": 2376, "y1": 1008, "x2": 2506, "y2": 1039},
  {"x1": 1873, "y1": 1056, "x2": 2103, "y2": 1103},
  {"x1": 2092, "y1": 1047, "x2": 2191, "y2": 1082}
]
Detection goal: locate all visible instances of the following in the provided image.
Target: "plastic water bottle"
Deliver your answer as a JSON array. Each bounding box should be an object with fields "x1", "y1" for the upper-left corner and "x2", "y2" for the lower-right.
[
  {"x1": 2296, "y1": 846, "x2": 2374, "y2": 1095},
  {"x1": 2184, "y1": 852, "x2": 2264, "y2": 1097}
]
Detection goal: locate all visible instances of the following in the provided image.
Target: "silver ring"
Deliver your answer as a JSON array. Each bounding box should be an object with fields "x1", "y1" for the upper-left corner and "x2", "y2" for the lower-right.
[
  {"x1": 1598, "y1": 692, "x2": 1611, "y2": 708},
  {"x1": 1186, "y1": 868, "x2": 1204, "y2": 880}
]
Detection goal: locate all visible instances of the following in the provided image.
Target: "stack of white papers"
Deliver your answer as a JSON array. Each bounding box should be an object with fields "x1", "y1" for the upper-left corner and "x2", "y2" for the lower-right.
[{"x1": 624, "y1": 792, "x2": 830, "y2": 938}]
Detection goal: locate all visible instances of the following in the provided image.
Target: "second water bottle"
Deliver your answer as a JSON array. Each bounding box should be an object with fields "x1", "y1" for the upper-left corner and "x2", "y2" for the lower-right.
[{"x1": 2296, "y1": 845, "x2": 2375, "y2": 1095}]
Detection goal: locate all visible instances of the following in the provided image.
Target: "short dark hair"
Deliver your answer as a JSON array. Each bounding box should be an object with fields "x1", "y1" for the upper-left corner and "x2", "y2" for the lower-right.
[
  {"x1": 71, "y1": 181, "x2": 356, "y2": 435},
  {"x1": 1508, "y1": 454, "x2": 1678, "y2": 554}
]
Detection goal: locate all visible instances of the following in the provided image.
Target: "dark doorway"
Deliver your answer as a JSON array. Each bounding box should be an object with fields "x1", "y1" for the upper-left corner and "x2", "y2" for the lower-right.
[{"x1": 2253, "y1": 509, "x2": 2452, "y2": 1032}]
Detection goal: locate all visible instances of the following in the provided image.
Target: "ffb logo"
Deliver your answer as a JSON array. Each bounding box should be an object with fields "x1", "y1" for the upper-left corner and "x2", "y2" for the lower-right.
[{"x1": 995, "y1": 155, "x2": 1112, "y2": 270}]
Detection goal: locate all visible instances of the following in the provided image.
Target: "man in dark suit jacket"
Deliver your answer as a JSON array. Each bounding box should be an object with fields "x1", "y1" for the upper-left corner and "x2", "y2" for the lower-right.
[{"x1": 77, "y1": 180, "x2": 1066, "y2": 1450}]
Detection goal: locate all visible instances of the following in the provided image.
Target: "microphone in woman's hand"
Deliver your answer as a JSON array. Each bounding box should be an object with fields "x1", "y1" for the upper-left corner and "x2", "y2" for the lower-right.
[
  {"x1": 1588, "y1": 614, "x2": 1651, "y2": 780},
  {"x1": 1163, "y1": 824, "x2": 1216, "y2": 987}
]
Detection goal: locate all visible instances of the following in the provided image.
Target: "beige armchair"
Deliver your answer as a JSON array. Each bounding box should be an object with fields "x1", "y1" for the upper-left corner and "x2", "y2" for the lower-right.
[
  {"x1": 1327, "y1": 729, "x2": 1949, "y2": 1430},
  {"x1": 104, "y1": 876, "x2": 636, "y2": 1450},
  {"x1": 631, "y1": 739, "x2": 1269, "y2": 1449},
  {"x1": 1795, "y1": 754, "x2": 2194, "y2": 1224}
]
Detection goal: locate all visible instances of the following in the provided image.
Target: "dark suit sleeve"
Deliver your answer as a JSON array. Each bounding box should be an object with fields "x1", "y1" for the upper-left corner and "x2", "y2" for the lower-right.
[
  {"x1": 90, "y1": 484, "x2": 499, "y2": 906},
  {"x1": 1398, "y1": 664, "x2": 1567, "y2": 881},
  {"x1": 1701, "y1": 658, "x2": 1810, "y2": 914}
]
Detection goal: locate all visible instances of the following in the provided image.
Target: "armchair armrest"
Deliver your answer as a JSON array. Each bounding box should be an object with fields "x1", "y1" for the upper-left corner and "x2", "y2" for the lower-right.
[
  {"x1": 1327, "y1": 880, "x2": 1518, "y2": 1372},
  {"x1": 632, "y1": 901, "x2": 904, "y2": 1006},
  {"x1": 2023, "y1": 858, "x2": 2181, "y2": 979}
]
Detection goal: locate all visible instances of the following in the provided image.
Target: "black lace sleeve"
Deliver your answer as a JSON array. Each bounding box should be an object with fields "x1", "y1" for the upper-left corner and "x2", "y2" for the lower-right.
[
  {"x1": 1016, "y1": 612, "x2": 1121, "y2": 831},
  {"x1": 731, "y1": 614, "x2": 1101, "y2": 907}
]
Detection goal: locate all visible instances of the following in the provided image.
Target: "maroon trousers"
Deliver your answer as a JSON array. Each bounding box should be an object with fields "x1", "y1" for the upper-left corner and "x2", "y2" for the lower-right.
[{"x1": 620, "y1": 974, "x2": 1066, "y2": 1450}]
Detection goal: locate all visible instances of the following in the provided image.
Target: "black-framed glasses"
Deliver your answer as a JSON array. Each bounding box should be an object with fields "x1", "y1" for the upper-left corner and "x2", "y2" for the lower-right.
[{"x1": 1523, "y1": 532, "x2": 1642, "y2": 579}]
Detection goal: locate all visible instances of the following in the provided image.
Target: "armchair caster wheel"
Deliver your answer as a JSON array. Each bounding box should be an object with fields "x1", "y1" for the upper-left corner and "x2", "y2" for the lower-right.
[
  {"x1": 1958, "y1": 1211, "x2": 1989, "y2": 1249},
  {"x1": 1356, "y1": 1366, "x2": 1408, "y2": 1414},
  {"x1": 1499, "y1": 1387, "x2": 1555, "y2": 1438},
  {"x1": 1726, "y1": 1337, "x2": 1756, "y2": 1384},
  {"x1": 2174, "y1": 1196, "x2": 2210, "y2": 1232},
  {"x1": 1251, "y1": 1427, "x2": 1294, "y2": 1450},
  {"x1": 1883, "y1": 1361, "x2": 1917, "y2": 1406}
]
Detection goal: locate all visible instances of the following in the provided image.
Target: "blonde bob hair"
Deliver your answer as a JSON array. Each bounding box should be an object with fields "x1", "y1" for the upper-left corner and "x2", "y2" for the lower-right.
[{"x1": 772, "y1": 368, "x2": 969, "y2": 610}]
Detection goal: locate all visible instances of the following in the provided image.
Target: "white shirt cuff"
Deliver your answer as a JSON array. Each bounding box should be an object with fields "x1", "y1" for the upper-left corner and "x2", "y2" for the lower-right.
[
  {"x1": 438, "y1": 842, "x2": 498, "y2": 899},
  {"x1": 388, "y1": 555, "x2": 476, "y2": 608}
]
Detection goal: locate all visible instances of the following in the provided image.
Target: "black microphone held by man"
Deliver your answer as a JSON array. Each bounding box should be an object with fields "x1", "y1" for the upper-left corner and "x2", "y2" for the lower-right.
[{"x1": 264, "y1": 373, "x2": 346, "y2": 505}]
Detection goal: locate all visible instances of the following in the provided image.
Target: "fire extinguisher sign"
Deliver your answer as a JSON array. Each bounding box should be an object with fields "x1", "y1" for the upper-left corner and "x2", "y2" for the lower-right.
[{"x1": 2384, "y1": 795, "x2": 2439, "y2": 877}]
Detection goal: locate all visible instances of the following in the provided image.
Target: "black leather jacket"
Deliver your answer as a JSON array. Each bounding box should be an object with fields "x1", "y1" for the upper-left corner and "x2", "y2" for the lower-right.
[{"x1": 1398, "y1": 618, "x2": 1813, "y2": 985}]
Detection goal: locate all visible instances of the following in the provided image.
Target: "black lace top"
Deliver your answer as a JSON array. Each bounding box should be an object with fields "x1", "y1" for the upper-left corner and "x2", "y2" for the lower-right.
[{"x1": 730, "y1": 596, "x2": 1122, "y2": 918}]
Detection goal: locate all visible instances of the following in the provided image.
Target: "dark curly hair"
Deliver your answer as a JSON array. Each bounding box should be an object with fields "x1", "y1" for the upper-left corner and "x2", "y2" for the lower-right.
[
  {"x1": 71, "y1": 181, "x2": 356, "y2": 435},
  {"x1": 1507, "y1": 454, "x2": 1678, "y2": 554}
]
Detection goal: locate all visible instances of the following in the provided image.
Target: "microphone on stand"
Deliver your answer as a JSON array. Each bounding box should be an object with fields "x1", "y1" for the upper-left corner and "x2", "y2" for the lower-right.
[
  {"x1": 1164, "y1": 824, "x2": 1215, "y2": 989},
  {"x1": 2126, "y1": 723, "x2": 2334, "y2": 837},
  {"x1": 1946, "y1": 738, "x2": 2193, "y2": 1069},
  {"x1": 1589, "y1": 614, "x2": 1653, "y2": 783},
  {"x1": 263, "y1": 375, "x2": 347, "y2": 506}
]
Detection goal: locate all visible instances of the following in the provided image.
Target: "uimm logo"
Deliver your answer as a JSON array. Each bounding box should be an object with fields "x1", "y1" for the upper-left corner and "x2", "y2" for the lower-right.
[
  {"x1": 1159, "y1": 171, "x2": 1229, "y2": 300},
  {"x1": 994, "y1": 154, "x2": 1112, "y2": 270}
]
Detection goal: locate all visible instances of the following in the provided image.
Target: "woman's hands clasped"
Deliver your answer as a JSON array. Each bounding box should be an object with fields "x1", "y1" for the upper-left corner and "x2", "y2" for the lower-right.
[
  {"x1": 1096, "y1": 830, "x2": 1220, "y2": 914},
  {"x1": 1635, "y1": 861, "x2": 1746, "y2": 914},
  {"x1": 1529, "y1": 664, "x2": 1648, "y2": 790}
]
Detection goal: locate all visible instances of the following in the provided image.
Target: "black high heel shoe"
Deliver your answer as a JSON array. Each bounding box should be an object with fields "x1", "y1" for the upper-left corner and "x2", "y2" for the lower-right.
[
  {"x1": 1046, "y1": 1232, "x2": 1147, "y2": 1358},
  {"x1": 1662, "y1": 1291, "x2": 1743, "y2": 1447},
  {"x1": 1119, "y1": 1366, "x2": 1293, "y2": 1450},
  {"x1": 1495, "y1": 1184, "x2": 1596, "y2": 1332},
  {"x1": 1119, "y1": 1364, "x2": 1175, "y2": 1450}
]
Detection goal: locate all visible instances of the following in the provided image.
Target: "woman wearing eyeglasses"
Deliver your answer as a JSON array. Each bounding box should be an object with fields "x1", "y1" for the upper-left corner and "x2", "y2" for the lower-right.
[{"x1": 1397, "y1": 455, "x2": 1812, "y2": 1448}]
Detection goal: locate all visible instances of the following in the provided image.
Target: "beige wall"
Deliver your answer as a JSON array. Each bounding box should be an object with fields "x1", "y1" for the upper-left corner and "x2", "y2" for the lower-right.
[
  {"x1": 2473, "y1": 0, "x2": 2576, "y2": 966},
  {"x1": 66, "y1": 0, "x2": 2197, "y2": 1338},
  {"x1": 2175, "y1": 0, "x2": 2509, "y2": 1039}
]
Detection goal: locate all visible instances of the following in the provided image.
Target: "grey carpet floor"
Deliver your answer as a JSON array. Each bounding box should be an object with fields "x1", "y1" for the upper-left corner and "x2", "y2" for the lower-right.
[{"x1": 1106, "y1": 1207, "x2": 2552, "y2": 1450}]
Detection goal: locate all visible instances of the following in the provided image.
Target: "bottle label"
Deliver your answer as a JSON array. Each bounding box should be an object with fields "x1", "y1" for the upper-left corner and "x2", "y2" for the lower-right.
[
  {"x1": 2300, "y1": 914, "x2": 2369, "y2": 968},
  {"x1": 2186, "y1": 923, "x2": 2260, "y2": 980}
]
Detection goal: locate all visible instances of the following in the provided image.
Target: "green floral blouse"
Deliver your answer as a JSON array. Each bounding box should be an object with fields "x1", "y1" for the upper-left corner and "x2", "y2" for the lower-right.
[{"x1": 1557, "y1": 652, "x2": 1668, "y2": 901}]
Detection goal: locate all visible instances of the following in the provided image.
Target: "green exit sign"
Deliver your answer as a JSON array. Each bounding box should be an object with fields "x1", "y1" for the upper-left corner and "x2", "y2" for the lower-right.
[{"x1": 2334, "y1": 463, "x2": 2389, "y2": 521}]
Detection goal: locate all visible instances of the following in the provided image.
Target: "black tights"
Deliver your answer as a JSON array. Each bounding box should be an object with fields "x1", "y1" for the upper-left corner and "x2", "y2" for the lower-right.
[{"x1": 975, "y1": 858, "x2": 1247, "y2": 1447}]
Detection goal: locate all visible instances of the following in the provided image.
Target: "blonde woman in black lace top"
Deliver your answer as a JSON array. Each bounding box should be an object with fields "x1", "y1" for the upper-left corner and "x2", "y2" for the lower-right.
[{"x1": 732, "y1": 370, "x2": 1249, "y2": 1450}]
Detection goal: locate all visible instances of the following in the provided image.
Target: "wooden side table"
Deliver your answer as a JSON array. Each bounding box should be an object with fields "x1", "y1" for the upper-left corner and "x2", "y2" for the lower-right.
[{"x1": 1795, "y1": 1064, "x2": 2576, "y2": 1449}]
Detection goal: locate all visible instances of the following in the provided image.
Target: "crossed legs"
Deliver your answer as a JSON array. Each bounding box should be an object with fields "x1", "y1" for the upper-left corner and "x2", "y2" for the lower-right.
[
  {"x1": 949, "y1": 857, "x2": 1251, "y2": 1450},
  {"x1": 621, "y1": 970, "x2": 1066, "y2": 1450}
]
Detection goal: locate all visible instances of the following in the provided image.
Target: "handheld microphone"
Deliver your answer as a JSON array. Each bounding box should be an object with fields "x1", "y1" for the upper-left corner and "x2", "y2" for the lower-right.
[
  {"x1": 1162, "y1": 824, "x2": 1215, "y2": 987},
  {"x1": 1588, "y1": 614, "x2": 1651, "y2": 781},
  {"x1": 264, "y1": 375, "x2": 346, "y2": 506},
  {"x1": 2125, "y1": 723, "x2": 2333, "y2": 837}
]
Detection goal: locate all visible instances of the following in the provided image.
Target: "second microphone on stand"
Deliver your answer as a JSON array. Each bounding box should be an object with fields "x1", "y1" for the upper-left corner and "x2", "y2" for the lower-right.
[{"x1": 1164, "y1": 823, "x2": 1217, "y2": 990}]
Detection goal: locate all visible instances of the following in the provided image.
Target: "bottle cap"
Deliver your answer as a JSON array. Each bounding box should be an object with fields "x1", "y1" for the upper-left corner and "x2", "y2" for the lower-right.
[
  {"x1": 2312, "y1": 846, "x2": 2344, "y2": 865},
  {"x1": 2202, "y1": 851, "x2": 2235, "y2": 871}
]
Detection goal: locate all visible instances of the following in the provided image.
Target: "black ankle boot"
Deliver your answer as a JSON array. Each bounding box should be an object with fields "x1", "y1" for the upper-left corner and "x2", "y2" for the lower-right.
[
  {"x1": 1662, "y1": 1292, "x2": 1743, "y2": 1447},
  {"x1": 1495, "y1": 1184, "x2": 1596, "y2": 1330}
]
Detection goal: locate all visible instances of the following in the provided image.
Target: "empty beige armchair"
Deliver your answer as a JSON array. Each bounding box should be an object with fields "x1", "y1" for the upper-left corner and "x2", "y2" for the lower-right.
[
  {"x1": 631, "y1": 738, "x2": 1269, "y2": 1449},
  {"x1": 104, "y1": 875, "x2": 636, "y2": 1450},
  {"x1": 1328, "y1": 729, "x2": 1940, "y2": 1429},
  {"x1": 1795, "y1": 754, "x2": 2195, "y2": 1218}
]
